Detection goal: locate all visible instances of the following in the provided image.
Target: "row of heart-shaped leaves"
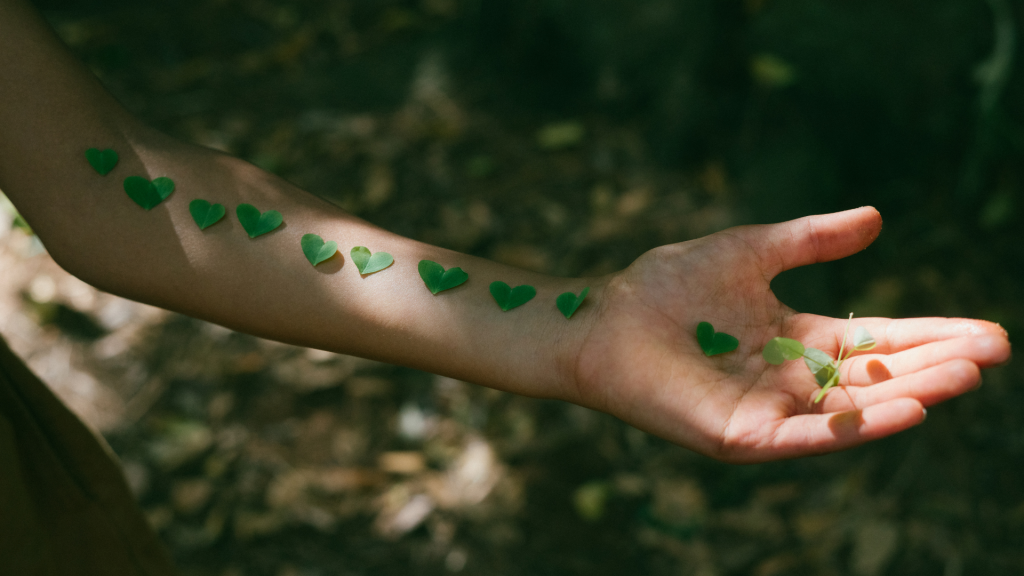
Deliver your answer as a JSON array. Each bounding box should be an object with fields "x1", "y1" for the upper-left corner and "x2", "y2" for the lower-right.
[
  {"x1": 86, "y1": 148, "x2": 284, "y2": 237},
  {"x1": 88, "y1": 147, "x2": 589, "y2": 317},
  {"x1": 190, "y1": 199, "x2": 283, "y2": 238},
  {"x1": 418, "y1": 260, "x2": 589, "y2": 318}
]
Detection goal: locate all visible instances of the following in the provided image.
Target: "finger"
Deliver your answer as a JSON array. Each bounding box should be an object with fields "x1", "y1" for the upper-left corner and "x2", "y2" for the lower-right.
[
  {"x1": 752, "y1": 398, "x2": 925, "y2": 462},
  {"x1": 729, "y1": 206, "x2": 882, "y2": 278},
  {"x1": 841, "y1": 335, "x2": 1010, "y2": 386},
  {"x1": 818, "y1": 359, "x2": 980, "y2": 412},
  {"x1": 788, "y1": 314, "x2": 1010, "y2": 355}
]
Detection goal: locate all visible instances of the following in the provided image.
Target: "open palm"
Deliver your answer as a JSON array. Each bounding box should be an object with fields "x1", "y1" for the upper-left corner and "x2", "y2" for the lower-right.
[{"x1": 574, "y1": 208, "x2": 1010, "y2": 463}]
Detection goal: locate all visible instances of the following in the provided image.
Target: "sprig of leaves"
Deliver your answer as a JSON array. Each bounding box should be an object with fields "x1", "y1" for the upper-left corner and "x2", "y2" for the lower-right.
[{"x1": 762, "y1": 313, "x2": 876, "y2": 403}]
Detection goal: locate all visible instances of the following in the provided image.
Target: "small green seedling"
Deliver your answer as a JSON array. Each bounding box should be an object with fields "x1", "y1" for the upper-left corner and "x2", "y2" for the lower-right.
[
  {"x1": 85, "y1": 148, "x2": 119, "y2": 176},
  {"x1": 351, "y1": 246, "x2": 394, "y2": 275},
  {"x1": 762, "y1": 313, "x2": 876, "y2": 403},
  {"x1": 237, "y1": 203, "x2": 283, "y2": 238},
  {"x1": 301, "y1": 234, "x2": 338, "y2": 267},
  {"x1": 696, "y1": 321, "x2": 739, "y2": 356},
  {"x1": 490, "y1": 281, "x2": 536, "y2": 311},
  {"x1": 556, "y1": 288, "x2": 590, "y2": 319},
  {"x1": 189, "y1": 199, "x2": 226, "y2": 230},
  {"x1": 418, "y1": 260, "x2": 468, "y2": 294},
  {"x1": 123, "y1": 176, "x2": 174, "y2": 210}
]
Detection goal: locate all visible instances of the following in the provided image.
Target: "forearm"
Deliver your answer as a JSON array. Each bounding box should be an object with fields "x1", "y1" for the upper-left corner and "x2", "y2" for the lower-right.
[{"x1": 0, "y1": 0, "x2": 597, "y2": 401}]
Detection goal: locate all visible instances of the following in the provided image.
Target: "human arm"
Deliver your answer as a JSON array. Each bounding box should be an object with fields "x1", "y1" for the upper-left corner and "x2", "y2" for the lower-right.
[
  {"x1": 0, "y1": 0, "x2": 1011, "y2": 463},
  {"x1": 0, "y1": 0, "x2": 587, "y2": 402}
]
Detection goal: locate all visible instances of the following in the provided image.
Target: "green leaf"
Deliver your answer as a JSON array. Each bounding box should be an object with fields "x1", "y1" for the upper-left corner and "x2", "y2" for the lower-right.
[
  {"x1": 301, "y1": 234, "x2": 338, "y2": 267},
  {"x1": 763, "y1": 337, "x2": 805, "y2": 365},
  {"x1": 803, "y1": 348, "x2": 837, "y2": 387},
  {"x1": 188, "y1": 199, "x2": 226, "y2": 230},
  {"x1": 85, "y1": 148, "x2": 119, "y2": 176},
  {"x1": 123, "y1": 176, "x2": 174, "y2": 210},
  {"x1": 572, "y1": 481, "x2": 609, "y2": 522},
  {"x1": 853, "y1": 326, "x2": 877, "y2": 351},
  {"x1": 537, "y1": 121, "x2": 585, "y2": 150},
  {"x1": 814, "y1": 372, "x2": 841, "y2": 403},
  {"x1": 489, "y1": 281, "x2": 537, "y2": 311},
  {"x1": 556, "y1": 288, "x2": 589, "y2": 319},
  {"x1": 351, "y1": 246, "x2": 394, "y2": 275},
  {"x1": 776, "y1": 338, "x2": 806, "y2": 360},
  {"x1": 696, "y1": 321, "x2": 740, "y2": 357},
  {"x1": 236, "y1": 203, "x2": 283, "y2": 238},
  {"x1": 418, "y1": 260, "x2": 468, "y2": 294}
]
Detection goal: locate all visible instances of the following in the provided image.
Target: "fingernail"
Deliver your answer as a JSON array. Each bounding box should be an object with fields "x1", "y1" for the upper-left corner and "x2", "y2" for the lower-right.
[{"x1": 921, "y1": 408, "x2": 928, "y2": 423}]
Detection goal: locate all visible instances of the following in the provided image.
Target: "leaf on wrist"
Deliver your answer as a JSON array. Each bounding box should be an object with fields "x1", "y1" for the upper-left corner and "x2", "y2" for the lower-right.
[
  {"x1": 189, "y1": 199, "x2": 226, "y2": 230},
  {"x1": 237, "y1": 203, "x2": 283, "y2": 238},
  {"x1": 418, "y1": 260, "x2": 468, "y2": 294},
  {"x1": 489, "y1": 281, "x2": 536, "y2": 311},
  {"x1": 124, "y1": 176, "x2": 174, "y2": 210},
  {"x1": 301, "y1": 234, "x2": 338, "y2": 267},
  {"x1": 696, "y1": 321, "x2": 739, "y2": 357},
  {"x1": 351, "y1": 246, "x2": 394, "y2": 275},
  {"x1": 556, "y1": 287, "x2": 589, "y2": 319},
  {"x1": 86, "y1": 148, "x2": 119, "y2": 176}
]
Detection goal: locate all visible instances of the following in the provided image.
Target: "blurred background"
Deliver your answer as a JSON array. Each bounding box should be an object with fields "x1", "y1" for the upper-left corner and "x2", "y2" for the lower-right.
[{"x1": 1, "y1": 0, "x2": 1022, "y2": 574}]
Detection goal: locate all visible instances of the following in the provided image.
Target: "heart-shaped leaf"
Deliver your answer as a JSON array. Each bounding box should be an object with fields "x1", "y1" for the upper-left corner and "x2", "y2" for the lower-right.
[
  {"x1": 418, "y1": 260, "x2": 468, "y2": 294},
  {"x1": 301, "y1": 233, "x2": 338, "y2": 267},
  {"x1": 490, "y1": 281, "x2": 536, "y2": 311},
  {"x1": 85, "y1": 148, "x2": 119, "y2": 176},
  {"x1": 556, "y1": 287, "x2": 589, "y2": 319},
  {"x1": 853, "y1": 326, "x2": 877, "y2": 351},
  {"x1": 351, "y1": 246, "x2": 394, "y2": 275},
  {"x1": 762, "y1": 337, "x2": 805, "y2": 365},
  {"x1": 189, "y1": 199, "x2": 226, "y2": 230},
  {"x1": 123, "y1": 176, "x2": 175, "y2": 210},
  {"x1": 696, "y1": 322, "x2": 739, "y2": 357},
  {"x1": 236, "y1": 203, "x2": 283, "y2": 238}
]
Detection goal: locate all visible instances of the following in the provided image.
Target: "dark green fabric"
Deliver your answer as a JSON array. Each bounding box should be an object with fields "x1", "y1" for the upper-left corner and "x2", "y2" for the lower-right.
[{"x1": 0, "y1": 336, "x2": 177, "y2": 576}]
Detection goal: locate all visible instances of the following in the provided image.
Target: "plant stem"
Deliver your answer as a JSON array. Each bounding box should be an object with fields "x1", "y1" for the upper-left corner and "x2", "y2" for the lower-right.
[
  {"x1": 815, "y1": 313, "x2": 854, "y2": 404},
  {"x1": 836, "y1": 312, "x2": 853, "y2": 366}
]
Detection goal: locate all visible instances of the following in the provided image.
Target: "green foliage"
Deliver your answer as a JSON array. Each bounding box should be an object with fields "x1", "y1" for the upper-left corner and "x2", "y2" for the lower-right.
[
  {"x1": 351, "y1": 246, "x2": 394, "y2": 275},
  {"x1": 762, "y1": 313, "x2": 876, "y2": 403},
  {"x1": 536, "y1": 121, "x2": 585, "y2": 151},
  {"x1": 762, "y1": 337, "x2": 804, "y2": 365},
  {"x1": 301, "y1": 234, "x2": 338, "y2": 267},
  {"x1": 556, "y1": 288, "x2": 589, "y2": 319},
  {"x1": 85, "y1": 148, "x2": 119, "y2": 176},
  {"x1": 489, "y1": 281, "x2": 536, "y2": 311},
  {"x1": 418, "y1": 260, "x2": 468, "y2": 294},
  {"x1": 123, "y1": 176, "x2": 174, "y2": 210},
  {"x1": 188, "y1": 199, "x2": 226, "y2": 230},
  {"x1": 852, "y1": 326, "x2": 876, "y2": 351},
  {"x1": 696, "y1": 322, "x2": 739, "y2": 357},
  {"x1": 236, "y1": 203, "x2": 283, "y2": 238}
]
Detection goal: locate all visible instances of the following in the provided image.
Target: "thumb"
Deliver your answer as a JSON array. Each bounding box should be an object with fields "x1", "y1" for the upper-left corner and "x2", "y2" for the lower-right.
[{"x1": 732, "y1": 207, "x2": 883, "y2": 278}]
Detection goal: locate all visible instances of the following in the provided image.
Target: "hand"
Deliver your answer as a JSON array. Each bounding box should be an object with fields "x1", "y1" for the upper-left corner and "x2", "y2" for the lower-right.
[{"x1": 573, "y1": 207, "x2": 1011, "y2": 463}]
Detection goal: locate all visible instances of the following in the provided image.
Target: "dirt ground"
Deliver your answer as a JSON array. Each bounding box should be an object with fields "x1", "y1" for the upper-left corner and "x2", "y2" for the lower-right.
[{"x1": 2, "y1": 0, "x2": 1023, "y2": 574}]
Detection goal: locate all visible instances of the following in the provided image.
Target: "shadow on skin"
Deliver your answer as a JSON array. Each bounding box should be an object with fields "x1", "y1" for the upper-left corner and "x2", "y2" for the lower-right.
[
  {"x1": 865, "y1": 359, "x2": 892, "y2": 383},
  {"x1": 316, "y1": 252, "x2": 344, "y2": 275},
  {"x1": 827, "y1": 408, "x2": 866, "y2": 438}
]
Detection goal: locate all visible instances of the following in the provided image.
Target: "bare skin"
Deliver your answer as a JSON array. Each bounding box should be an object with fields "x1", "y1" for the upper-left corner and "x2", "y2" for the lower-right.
[{"x1": 0, "y1": 0, "x2": 1010, "y2": 463}]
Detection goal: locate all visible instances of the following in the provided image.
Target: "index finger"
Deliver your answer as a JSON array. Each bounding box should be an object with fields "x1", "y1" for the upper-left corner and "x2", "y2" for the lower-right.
[{"x1": 786, "y1": 314, "x2": 1010, "y2": 356}]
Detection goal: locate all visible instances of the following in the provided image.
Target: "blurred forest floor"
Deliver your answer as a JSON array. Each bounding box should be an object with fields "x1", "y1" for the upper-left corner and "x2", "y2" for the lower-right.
[{"x1": 1, "y1": 0, "x2": 1023, "y2": 574}]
